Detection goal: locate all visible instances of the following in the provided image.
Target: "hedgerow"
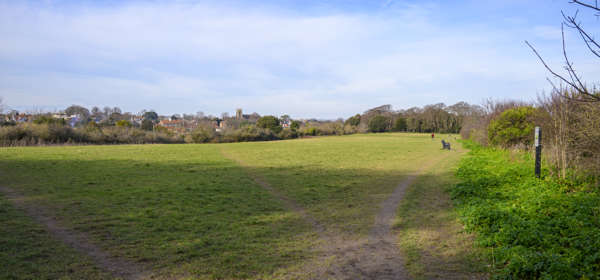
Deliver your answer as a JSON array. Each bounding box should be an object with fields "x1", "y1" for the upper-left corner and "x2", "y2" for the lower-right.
[{"x1": 452, "y1": 142, "x2": 600, "y2": 279}]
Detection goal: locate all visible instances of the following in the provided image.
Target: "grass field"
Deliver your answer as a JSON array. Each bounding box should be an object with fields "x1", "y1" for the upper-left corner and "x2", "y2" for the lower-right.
[{"x1": 0, "y1": 133, "x2": 481, "y2": 279}]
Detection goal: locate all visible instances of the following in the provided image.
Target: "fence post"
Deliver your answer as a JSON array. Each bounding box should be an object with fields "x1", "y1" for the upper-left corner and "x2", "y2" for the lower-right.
[{"x1": 535, "y1": 126, "x2": 542, "y2": 178}]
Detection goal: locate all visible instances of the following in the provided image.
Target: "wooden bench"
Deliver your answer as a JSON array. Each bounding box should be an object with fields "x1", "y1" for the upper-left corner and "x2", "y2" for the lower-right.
[{"x1": 441, "y1": 140, "x2": 451, "y2": 150}]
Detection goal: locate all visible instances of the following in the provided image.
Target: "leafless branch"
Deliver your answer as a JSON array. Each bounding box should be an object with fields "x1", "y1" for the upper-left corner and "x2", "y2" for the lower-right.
[
  {"x1": 562, "y1": 11, "x2": 600, "y2": 59},
  {"x1": 526, "y1": 40, "x2": 599, "y2": 102},
  {"x1": 571, "y1": 0, "x2": 600, "y2": 12}
]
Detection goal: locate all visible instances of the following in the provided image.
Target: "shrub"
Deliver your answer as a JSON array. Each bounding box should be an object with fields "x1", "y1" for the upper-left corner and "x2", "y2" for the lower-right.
[
  {"x1": 393, "y1": 117, "x2": 407, "y2": 132},
  {"x1": 33, "y1": 116, "x2": 66, "y2": 126},
  {"x1": 488, "y1": 106, "x2": 536, "y2": 147},
  {"x1": 302, "y1": 126, "x2": 319, "y2": 136},
  {"x1": 368, "y1": 115, "x2": 390, "y2": 133},
  {"x1": 256, "y1": 116, "x2": 282, "y2": 133},
  {"x1": 141, "y1": 119, "x2": 154, "y2": 131},
  {"x1": 344, "y1": 114, "x2": 361, "y2": 127},
  {"x1": 115, "y1": 120, "x2": 132, "y2": 127},
  {"x1": 278, "y1": 128, "x2": 298, "y2": 139},
  {"x1": 190, "y1": 126, "x2": 216, "y2": 143},
  {"x1": 290, "y1": 120, "x2": 300, "y2": 131},
  {"x1": 222, "y1": 126, "x2": 277, "y2": 142}
]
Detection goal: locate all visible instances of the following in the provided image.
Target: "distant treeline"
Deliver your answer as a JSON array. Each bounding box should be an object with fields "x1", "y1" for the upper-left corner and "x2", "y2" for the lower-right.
[{"x1": 0, "y1": 101, "x2": 480, "y2": 146}]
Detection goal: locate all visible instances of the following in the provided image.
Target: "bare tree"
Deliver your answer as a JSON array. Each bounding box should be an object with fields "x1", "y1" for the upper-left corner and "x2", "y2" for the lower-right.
[{"x1": 526, "y1": 0, "x2": 600, "y2": 102}]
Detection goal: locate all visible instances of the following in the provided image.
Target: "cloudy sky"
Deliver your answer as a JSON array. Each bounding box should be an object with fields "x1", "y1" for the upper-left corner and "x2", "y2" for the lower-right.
[{"x1": 1, "y1": 0, "x2": 599, "y2": 118}]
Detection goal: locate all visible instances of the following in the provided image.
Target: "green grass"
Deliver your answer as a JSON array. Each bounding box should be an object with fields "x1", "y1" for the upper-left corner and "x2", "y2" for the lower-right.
[
  {"x1": 0, "y1": 133, "x2": 472, "y2": 279},
  {"x1": 0, "y1": 196, "x2": 111, "y2": 279},
  {"x1": 452, "y1": 142, "x2": 600, "y2": 279},
  {"x1": 221, "y1": 133, "x2": 454, "y2": 235},
  {"x1": 0, "y1": 144, "x2": 312, "y2": 279},
  {"x1": 395, "y1": 141, "x2": 489, "y2": 279}
]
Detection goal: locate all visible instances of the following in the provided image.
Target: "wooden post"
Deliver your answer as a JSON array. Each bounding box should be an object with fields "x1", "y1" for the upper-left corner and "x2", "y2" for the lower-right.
[{"x1": 535, "y1": 126, "x2": 542, "y2": 178}]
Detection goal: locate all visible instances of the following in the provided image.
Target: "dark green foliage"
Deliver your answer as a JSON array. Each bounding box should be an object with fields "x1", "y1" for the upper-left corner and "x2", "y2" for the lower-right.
[
  {"x1": 143, "y1": 111, "x2": 158, "y2": 122},
  {"x1": 368, "y1": 115, "x2": 390, "y2": 133},
  {"x1": 278, "y1": 128, "x2": 298, "y2": 139},
  {"x1": 190, "y1": 126, "x2": 216, "y2": 143},
  {"x1": 290, "y1": 120, "x2": 300, "y2": 131},
  {"x1": 141, "y1": 119, "x2": 154, "y2": 131},
  {"x1": 345, "y1": 114, "x2": 361, "y2": 127},
  {"x1": 393, "y1": 117, "x2": 407, "y2": 132},
  {"x1": 33, "y1": 116, "x2": 66, "y2": 126},
  {"x1": 222, "y1": 126, "x2": 278, "y2": 142},
  {"x1": 64, "y1": 105, "x2": 90, "y2": 118},
  {"x1": 303, "y1": 127, "x2": 320, "y2": 136},
  {"x1": 452, "y1": 142, "x2": 600, "y2": 279},
  {"x1": 488, "y1": 106, "x2": 536, "y2": 147},
  {"x1": 256, "y1": 116, "x2": 282, "y2": 133},
  {"x1": 0, "y1": 120, "x2": 16, "y2": 126}
]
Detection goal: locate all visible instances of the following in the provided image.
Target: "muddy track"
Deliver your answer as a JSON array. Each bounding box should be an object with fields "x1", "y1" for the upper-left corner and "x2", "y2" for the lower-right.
[{"x1": 0, "y1": 186, "x2": 150, "y2": 280}]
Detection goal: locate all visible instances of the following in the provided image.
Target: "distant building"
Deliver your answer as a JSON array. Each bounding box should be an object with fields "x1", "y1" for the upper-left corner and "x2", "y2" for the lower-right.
[
  {"x1": 131, "y1": 115, "x2": 143, "y2": 125},
  {"x1": 158, "y1": 119, "x2": 198, "y2": 133},
  {"x1": 14, "y1": 114, "x2": 32, "y2": 123}
]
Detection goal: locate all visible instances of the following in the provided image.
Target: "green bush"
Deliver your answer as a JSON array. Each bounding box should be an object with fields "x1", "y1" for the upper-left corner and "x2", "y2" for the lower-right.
[
  {"x1": 368, "y1": 115, "x2": 390, "y2": 133},
  {"x1": 190, "y1": 126, "x2": 216, "y2": 143},
  {"x1": 302, "y1": 126, "x2": 319, "y2": 136},
  {"x1": 115, "y1": 120, "x2": 132, "y2": 127},
  {"x1": 393, "y1": 117, "x2": 407, "y2": 132},
  {"x1": 278, "y1": 128, "x2": 298, "y2": 139},
  {"x1": 290, "y1": 120, "x2": 300, "y2": 131},
  {"x1": 345, "y1": 114, "x2": 361, "y2": 127},
  {"x1": 33, "y1": 116, "x2": 66, "y2": 126},
  {"x1": 488, "y1": 106, "x2": 536, "y2": 147},
  {"x1": 256, "y1": 116, "x2": 282, "y2": 133},
  {"x1": 222, "y1": 126, "x2": 277, "y2": 142},
  {"x1": 141, "y1": 119, "x2": 154, "y2": 131},
  {"x1": 452, "y1": 142, "x2": 600, "y2": 279}
]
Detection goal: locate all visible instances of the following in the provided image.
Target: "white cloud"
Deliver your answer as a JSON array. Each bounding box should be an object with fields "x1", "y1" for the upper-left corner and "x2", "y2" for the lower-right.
[{"x1": 2, "y1": 1, "x2": 597, "y2": 118}]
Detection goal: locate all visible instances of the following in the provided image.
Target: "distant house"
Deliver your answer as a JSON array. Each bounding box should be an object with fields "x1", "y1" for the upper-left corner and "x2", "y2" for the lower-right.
[
  {"x1": 131, "y1": 115, "x2": 143, "y2": 125},
  {"x1": 68, "y1": 116, "x2": 80, "y2": 127},
  {"x1": 14, "y1": 114, "x2": 32, "y2": 123},
  {"x1": 159, "y1": 119, "x2": 182, "y2": 128},
  {"x1": 158, "y1": 119, "x2": 196, "y2": 133}
]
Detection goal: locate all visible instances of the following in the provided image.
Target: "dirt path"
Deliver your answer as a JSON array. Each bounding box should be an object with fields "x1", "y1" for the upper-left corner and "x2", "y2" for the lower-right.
[
  {"x1": 221, "y1": 147, "x2": 451, "y2": 280},
  {"x1": 0, "y1": 186, "x2": 150, "y2": 280},
  {"x1": 319, "y1": 153, "x2": 451, "y2": 279}
]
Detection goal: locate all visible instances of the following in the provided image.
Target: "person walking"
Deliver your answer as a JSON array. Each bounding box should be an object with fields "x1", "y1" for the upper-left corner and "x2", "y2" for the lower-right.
[{"x1": 431, "y1": 133, "x2": 435, "y2": 139}]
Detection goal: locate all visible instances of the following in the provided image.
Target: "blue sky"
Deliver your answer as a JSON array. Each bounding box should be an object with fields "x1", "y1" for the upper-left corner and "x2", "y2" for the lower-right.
[{"x1": 1, "y1": 0, "x2": 599, "y2": 118}]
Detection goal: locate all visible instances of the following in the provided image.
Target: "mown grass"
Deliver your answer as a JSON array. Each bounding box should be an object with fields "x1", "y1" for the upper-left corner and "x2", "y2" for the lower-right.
[
  {"x1": 451, "y1": 142, "x2": 600, "y2": 279},
  {"x1": 395, "y1": 140, "x2": 489, "y2": 279},
  {"x1": 0, "y1": 133, "x2": 471, "y2": 279}
]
